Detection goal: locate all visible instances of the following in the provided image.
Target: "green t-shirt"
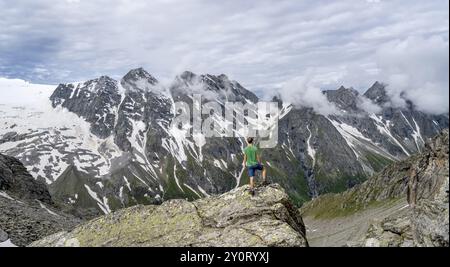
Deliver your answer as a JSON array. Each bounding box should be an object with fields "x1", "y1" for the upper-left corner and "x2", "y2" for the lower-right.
[{"x1": 244, "y1": 145, "x2": 259, "y2": 167}]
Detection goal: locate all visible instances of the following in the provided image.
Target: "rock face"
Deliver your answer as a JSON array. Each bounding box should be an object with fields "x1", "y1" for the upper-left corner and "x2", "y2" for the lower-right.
[
  {"x1": 50, "y1": 76, "x2": 122, "y2": 138},
  {"x1": 0, "y1": 153, "x2": 80, "y2": 247},
  {"x1": 363, "y1": 81, "x2": 390, "y2": 105},
  {"x1": 301, "y1": 130, "x2": 449, "y2": 247},
  {"x1": 0, "y1": 153, "x2": 52, "y2": 203},
  {"x1": 30, "y1": 184, "x2": 308, "y2": 247}
]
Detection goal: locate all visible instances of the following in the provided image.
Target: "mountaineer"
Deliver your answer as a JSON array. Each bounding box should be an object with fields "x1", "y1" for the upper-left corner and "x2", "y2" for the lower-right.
[{"x1": 242, "y1": 137, "x2": 268, "y2": 196}]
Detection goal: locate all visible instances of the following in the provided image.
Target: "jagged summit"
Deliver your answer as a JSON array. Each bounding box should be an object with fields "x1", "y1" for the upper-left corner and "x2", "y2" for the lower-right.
[
  {"x1": 179, "y1": 70, "x2": 197, "y2": 81},
  {"x1": 172, "y1": 71, "x2": 259, "y2": 102},
  {"x1": 30, "y1": 184, "x2": 309, "y2": 247},
  {"x1": 217, "y1": 73, "x2": 229, "y2": 80},
  {"x1": 51, "y1": 76, "x2": 118, "y2": 103},
  {"x1": 363, "y1": 81, "x2": 388, "y2": 105},
  {"x1": 325, "y1": 86, "x2": 360, "y2": 111},
  {"x1": 176, "y1": 71, "x2": 230, "y2": 86},
  {"x1": 121, "y1": 67, "x2": 158, "y2": 91}
]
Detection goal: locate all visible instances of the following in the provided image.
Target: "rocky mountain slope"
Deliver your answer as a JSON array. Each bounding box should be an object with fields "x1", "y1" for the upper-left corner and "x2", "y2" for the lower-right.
[
  {"x1": 301, "y1": 130, "x2": 449, "y2": 247},
  {"x1": 30, "y1": 184, "x2": 308, "y2": 247},
  {"x1": 0, "y1": 153, "x2": 80, "y2": 247},
  {"x1": 0, "y1": 70, "x2": 448, "y2": 217}
]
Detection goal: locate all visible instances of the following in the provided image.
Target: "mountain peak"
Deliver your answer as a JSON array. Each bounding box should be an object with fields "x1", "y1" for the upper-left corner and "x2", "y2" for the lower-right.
[
  {"x1": 364, "y1": 81, "x2": 388, "y2": 104},
  {"x1": 63, "y1": 75, "x2": 117, "y2": 94},
  {"x1": 177, "y1": 72, "x2": 230, "y2": 85},
  {"x1": 179, "y1": 70, "x2": 197, "y2": 81},
  {"x1": 98, "y1": 75, "x2": 115, "y2": 81},
  {"x1": 122, "y1": 67, "x2": 158, "y2": 86},
  {"x1": 336, "y1": 85, "x2": 358, "y2": 95},
  {"x1": 171, "y1": 71, "x2": 258, "y2": 103},
  {"x1": 325, "y1": 86, "x2": 359, "y2": 111},
  {"x1": 217, "y1": 73, "x2": 229, "y2": 81}
]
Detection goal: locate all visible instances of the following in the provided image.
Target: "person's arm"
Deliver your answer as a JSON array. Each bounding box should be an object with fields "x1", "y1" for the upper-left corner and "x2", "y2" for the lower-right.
[
  {"x1": 242, "y1": 153, "x2": 247, "y2": 167},
  {"x1": 257, "y1": 149, "x2": 262, "y2": 164}
]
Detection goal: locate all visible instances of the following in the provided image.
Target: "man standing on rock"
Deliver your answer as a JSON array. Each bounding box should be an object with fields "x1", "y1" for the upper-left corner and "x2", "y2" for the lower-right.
[{"x1": 243, "y1": 137, "x2": 268, "y2": 196}]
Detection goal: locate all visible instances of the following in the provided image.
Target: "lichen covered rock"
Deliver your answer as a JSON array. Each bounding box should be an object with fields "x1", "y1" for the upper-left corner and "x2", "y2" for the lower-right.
[{"x1": 30, "y1": 184, "x2": 308, "y2": 247}]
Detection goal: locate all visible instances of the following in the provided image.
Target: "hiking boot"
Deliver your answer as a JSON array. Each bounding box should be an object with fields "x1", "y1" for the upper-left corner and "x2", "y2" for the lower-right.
[{"x1": 260, "y1": 180, "x2": 270, "y2": 186}]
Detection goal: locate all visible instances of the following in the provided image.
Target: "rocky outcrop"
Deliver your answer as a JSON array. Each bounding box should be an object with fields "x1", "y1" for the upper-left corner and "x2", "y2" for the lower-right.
[
  {"x1": 0, "y1": 153, "x2": 80, "y2": 246},
  {"x1": 362, "y1": 130, "x2": 449, "y2": 247},
  {"x1": 302, "y1": 130, "x2": 449, "y2": 247},
  {"x1": 0, "y1": 195, "x2": 80, "y2": 247},
  {"x1": 30, "y1": 184, "x2": 308, "y2": 247}
]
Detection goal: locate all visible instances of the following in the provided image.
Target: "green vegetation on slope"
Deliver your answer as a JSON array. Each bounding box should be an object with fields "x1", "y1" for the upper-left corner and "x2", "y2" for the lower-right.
[{"x1": 364, "y1": 152, "x2": 394, "y2": 173}]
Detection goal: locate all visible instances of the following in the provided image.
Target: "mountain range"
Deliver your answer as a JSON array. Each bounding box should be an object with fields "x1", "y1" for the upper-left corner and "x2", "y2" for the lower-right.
[{"x1": 0, "y1": 69, "x2": 448, "y2": 218}]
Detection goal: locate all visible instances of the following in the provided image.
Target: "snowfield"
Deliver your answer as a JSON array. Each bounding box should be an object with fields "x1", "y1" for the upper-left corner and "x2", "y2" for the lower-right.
[{"x1": 0, "y1": 78, "x2": 123, "y2": 184}]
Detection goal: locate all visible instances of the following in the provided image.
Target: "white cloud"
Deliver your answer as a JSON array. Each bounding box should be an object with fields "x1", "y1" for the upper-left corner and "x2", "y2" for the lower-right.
[
  {"x1": 376, "y1": 36, "x2": 449, "y2": 114},
  {"x1": 0, "y1": 0, "x2": 448, "y2": 116},
  {"x1": 278, "y1": 73, "x2": 340, "y2": 116},
  {"x1": 357, "y1": 95, "x2": 382, "y2": 114}
]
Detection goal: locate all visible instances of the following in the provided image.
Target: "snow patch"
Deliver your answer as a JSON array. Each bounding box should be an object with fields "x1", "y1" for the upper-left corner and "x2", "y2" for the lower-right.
[
  {"x1": 370, "y1": 114, "x2": 410, "y2": 156},
  {"x1": 183, "y1": 183, "x2": 201, "y2": 198},
  {"x1": 36, "y1": 200, "x2": 60, "y2": 217},
  {"x1": 306, "y1": 125, "x2": 316, "y2": 167},
  {"x1": 123, "y1": 176, "x2": 131, "y2": 191},
  {"x1": 96, "y1": 182, "x2": 104, "y2": 189},
  {"x1": 173, "y1": 164, "x2": 185, "y2": 193},
  {"x1": 0, "y1": 191, "x2": 15, "y2": 201},
  {"x1": 0, "y1": 78, "x2": 123, "y2": 184},
  {"x1": 197, "y1": 185, "x2": 210, "y2": 197},
  {"x1": 84, "y1": 184, "x2": 111, "y2": 214},
  {"x1": 411, "y1": 118, "x2": 425, "y2": 152}
]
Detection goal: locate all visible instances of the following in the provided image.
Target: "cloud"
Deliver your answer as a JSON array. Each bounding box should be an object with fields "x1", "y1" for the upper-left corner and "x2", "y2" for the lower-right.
[
  {"x1": 0, "y1": 0, "x2": 448, "y2": 116},
  {"x1": 277, "y1": 71, "x2": 383, "y2": 116},
  {"x1": 278, "y1": 72, "x2": 340, "y2": 116},
  {"x1": 376, "y1": 36, "x2": 449, "y2": 114},
  {"x1": 357, "y1": 95, "x2": 382, "y2": 114}
]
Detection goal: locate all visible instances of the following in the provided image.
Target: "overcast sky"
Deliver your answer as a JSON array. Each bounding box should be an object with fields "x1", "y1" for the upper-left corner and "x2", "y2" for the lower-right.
[{"x1": 0, "y1": 0, "x2": 448, "y2": 113}]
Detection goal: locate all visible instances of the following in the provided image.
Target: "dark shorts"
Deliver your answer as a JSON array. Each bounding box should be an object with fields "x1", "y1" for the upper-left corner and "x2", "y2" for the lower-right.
[{"x1": 248, "y1": 163, "x2": 264, "y2": 177}]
